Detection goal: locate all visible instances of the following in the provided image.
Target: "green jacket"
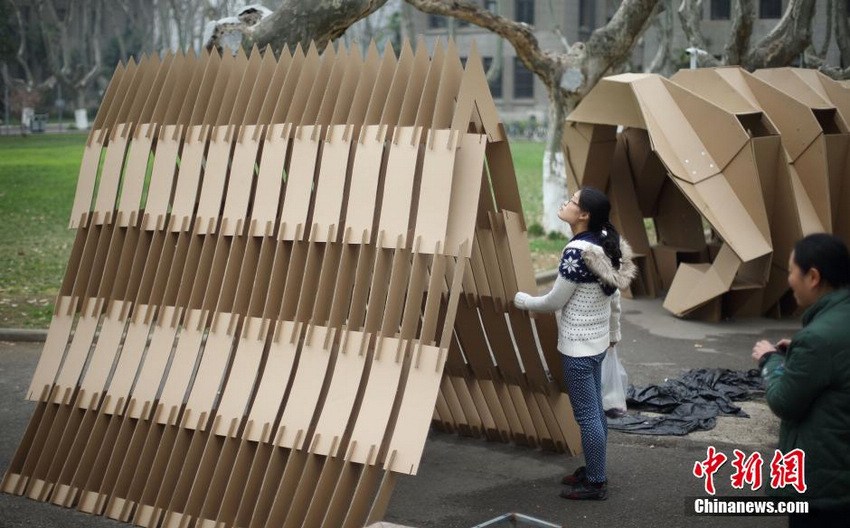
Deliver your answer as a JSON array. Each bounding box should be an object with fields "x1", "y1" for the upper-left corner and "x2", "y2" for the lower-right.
[{"x1": 762, "y1": 288, "x2": 850, "y2": 510}]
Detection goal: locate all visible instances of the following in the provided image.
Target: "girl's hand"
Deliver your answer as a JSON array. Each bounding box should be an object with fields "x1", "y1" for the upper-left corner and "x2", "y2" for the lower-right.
[{"x1": 513, "y1": 292, "x2": 530, "y2": 309}]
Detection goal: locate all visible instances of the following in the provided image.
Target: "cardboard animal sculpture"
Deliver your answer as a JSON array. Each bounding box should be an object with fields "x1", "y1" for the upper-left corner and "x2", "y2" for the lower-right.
[
  {"x1": 1, "y1": 41, "x2": 581, "y2": 528},
  {"x1": 564, "y1": 68, "x2": 850, "y2": 320}
]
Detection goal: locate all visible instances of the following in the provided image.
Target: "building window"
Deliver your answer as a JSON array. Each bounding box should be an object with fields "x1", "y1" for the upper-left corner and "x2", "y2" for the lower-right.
[
  {"x1": 513, "y1": 57, "x2": 534, "y2": 99},
  {"x1": 578, "y1": 0, "x2": 596, "y2": 40},
  {"x1": 759, "y1": 0, "x2": 782, "y2": 18},
  {"x1": 515, "y1": 0, "x2": 534, "y2": 23},
  {"x1": 428, "y1": 15, "x2": 447, "y2": 28},
  {"x1": 710, "y1": 0, "x2": 730, "y2": 19},
  {"x1": 485, "y1": 0, "x2": 498, "y2": 12},
  {"x1": 483, "y1": 57, "x2": 503, "y2": 98}
]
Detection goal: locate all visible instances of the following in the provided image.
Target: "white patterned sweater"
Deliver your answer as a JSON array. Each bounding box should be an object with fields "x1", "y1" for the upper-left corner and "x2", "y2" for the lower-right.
[{"x1": 514, "y1": 234, "x2": 637, "y2": 357}]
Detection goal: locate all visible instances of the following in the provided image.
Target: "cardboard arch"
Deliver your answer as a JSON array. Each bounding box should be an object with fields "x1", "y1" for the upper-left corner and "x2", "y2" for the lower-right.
[{"x1": 4, "y1": 40, "x2": 582, "y2": 528}]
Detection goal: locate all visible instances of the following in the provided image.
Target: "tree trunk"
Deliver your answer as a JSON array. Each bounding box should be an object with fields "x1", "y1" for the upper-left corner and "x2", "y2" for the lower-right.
[
  {"x1": 835, "y1": 0, "x2": 850, "y2": 66},
  {"x1": 723, "y1": 0, "x2": 754, "y2": 64},
  {"x1": 542, "y1": 93, "x2": 571, "y2": 236},
  {"x1": 677, "y1": 0, "x2": 721, "y2": 66},
  {"x1": 647, "y1": 0, "x2": 676, "y2": 74}
]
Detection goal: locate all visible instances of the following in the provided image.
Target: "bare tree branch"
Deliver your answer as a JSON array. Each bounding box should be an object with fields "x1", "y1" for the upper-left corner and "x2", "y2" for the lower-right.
[
  {"x1": 647, "y1": 0, "x2": 675, "y2": 74},
  {"x1": 834, "y1": 0, "x2": 850, "y2": 65},
  {"x1": 677, "y1": 0, "x2": 721, "y2": 66},
  {"x1": 245, "y1": 0, "x2": 390, "y2": 52},
  {"x1": 744, "y1": 0, "x2": 817, "y2": 68},
  {"x1": 8, "y1": 0, "x2": 34, "y2": 85},
  {"x1": 585, "y1": 0, "x2": 665, "y2": 82},
  {"x1": 724, "y1": 0, "x2": 754, "y2": 64},
  {"x1": 404, "y1": 0, "x2": 560, "y2": 84}
]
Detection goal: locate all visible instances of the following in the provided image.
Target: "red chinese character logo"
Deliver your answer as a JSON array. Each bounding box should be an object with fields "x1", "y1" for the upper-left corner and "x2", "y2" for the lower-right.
[
  {"x1": 770, "y1": 449, "x2": 807, "y2": 493},
  {"x1": 693, "y1": 446, "x2": 728, "y2": 495},
  {"x1": 730, "y1": 450, "x2": 764, "y2": 491}
]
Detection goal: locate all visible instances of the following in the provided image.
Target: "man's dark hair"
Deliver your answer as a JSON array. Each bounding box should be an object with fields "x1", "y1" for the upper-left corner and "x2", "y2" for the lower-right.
[{"x1": 793, "y1": 233, "x2": 850, "y2": 289}]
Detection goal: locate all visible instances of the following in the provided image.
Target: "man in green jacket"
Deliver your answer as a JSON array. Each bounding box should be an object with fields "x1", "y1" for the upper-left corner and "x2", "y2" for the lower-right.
[{"x1": 752, "y1": 233, "x2": 850, "y2": 528}]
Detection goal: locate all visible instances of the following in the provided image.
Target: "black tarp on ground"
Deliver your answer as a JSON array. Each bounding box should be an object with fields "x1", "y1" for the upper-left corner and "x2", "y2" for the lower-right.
[{"x1": 607, "y1": 368, "x2": 765, "y2": 436}]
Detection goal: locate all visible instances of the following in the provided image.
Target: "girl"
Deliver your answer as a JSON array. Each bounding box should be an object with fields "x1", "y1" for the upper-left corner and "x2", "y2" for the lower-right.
[{"x1": 514, "y1": 187, "x2": 636, "y2": 500}]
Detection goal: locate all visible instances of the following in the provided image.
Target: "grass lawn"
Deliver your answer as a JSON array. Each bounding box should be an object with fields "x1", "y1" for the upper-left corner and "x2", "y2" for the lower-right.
[{"x1": 0, "y1": 135, "x2": 563, "y2": 328}]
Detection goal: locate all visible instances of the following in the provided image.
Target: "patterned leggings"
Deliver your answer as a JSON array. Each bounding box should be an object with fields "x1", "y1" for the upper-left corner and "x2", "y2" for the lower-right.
[{"x1": 562, "y1": 351, "x2": 608, "y2": 484}]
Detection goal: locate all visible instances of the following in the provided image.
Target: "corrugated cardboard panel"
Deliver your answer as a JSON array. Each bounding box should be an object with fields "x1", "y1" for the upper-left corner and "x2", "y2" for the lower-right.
[
  {"x1": 326, "y1": 46, "x2": 365, "y2": 126},
  {"x1": 397, "y1": 42, "x2": 432, "y2": 127},
  {"x1": 101, "y1": 304, "x2": 154, "y2": 415},
  {"x1": 670, "y1": 68, "x2": 761, "y2": 114},
  {"x1": 346, "y1": 337, "x2": 404, "y2": 466},
  {"x1": 654, "y1": 179, "x2": 705, "y2": 251},
  {"x1": 634, "y1": 77, "x2": 720, "y2": 184},
  {"x1": 753, "y1": 68, "x2": 834, "y2": 108},
  {"x1": 125, "y1": 307, "x2": 181, "y2": 420},
  {"x1": 790, "y1": 137, "x2": 832, "y2": 231},
  {"x1": 221, "y1": 124, "x2": 263, "y2": 236},
  {"x1": 379, "y1": 41, "x2": 416, "y2": 127},
  {"x1": 251, "y1": 123, "x2": 292, "y2": 237},
  {"x1": 195, "y1": 125, "x2": 237, "y2": 235},
  {"x1": 243, "y1": 320, "x2": 300, "y2": 443},
  {"x1": 566, "y1": 74, "x2": 646, "y2": 129},
  {"x1": 343, "y1": 125, "x2": 386, "y2": 242},
  {"x1": 268, "y1": 45, "x2": 307, "y2": 124},
  {"x1": 664, "y1": 243, "x2": 741, "y2": 316},
  {"x1": 377, "y1": 126, "x2": 421, "y2": 247},
  {"x1": 413, "y1": 129, "x2": 458, "y2": 254},
  {"x1": 182, "y1": 312, "x2": 241, "y2": 430},
  {"x1": 245, "y1": 47, "x2": 284, "y2": 125},
  {"x1": 75, "y1": 301, "x2": 129, "y2": 407},
  {"x1": 383, "y1": 343, "x2": 445, "y2": 475},
  {"x1": 167, "y1": 125, "x2": 208, "y2": 232},
  {"x1": 363, "y1": 42, "x2": 399, "y2": 126},
  {"x1": 313, "y1": 43, "x2": 358, "y2": 125},
  {"x1": 301, "y1": 44, "x2": 341, "y2": 126},
  {"x1": 310, "y1": 331, "x2": 368, "y2": 457},
  {"x1": 92, "y1": 125, "x2": 130, "y2": 225},
  {"x1": 155, "y1": 309, "x2": 205, "y2": 424},
  {"x1": 444, "y1": 134, "x2": 486, "y2": 258},
  {"x1": 143, "y1": 124, "x2": 181, "y2": 231},
  {"x1": 279, "y1": 126, "x2": 321, "y2": 241},
  {"x1": 431, "y1": 41, "x2": 463, "y2": 129},
  {"x1": 27, "y1": 296, "x2": 78, "y2": 401},
  {"x1": 451, "y1": 43, "x2": 503, "y2": 141},
  {"x1": 311, "y1": 125, "x2": 354, "y2": 242},
  {"x1": 788, "y1": 166, "x2": 827, "y2": 234},
  {"x1": 69, "y1": 136, "x2": 107, "y2": 228},
  {"x1": 738, "y1": 70, "x2": 822, "y2": 163}
]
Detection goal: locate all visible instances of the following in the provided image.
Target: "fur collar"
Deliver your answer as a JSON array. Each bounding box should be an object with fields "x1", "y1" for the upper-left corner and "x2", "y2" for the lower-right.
[{"x1": 579, "y1": 238, "x2": 638, "y2": 290}]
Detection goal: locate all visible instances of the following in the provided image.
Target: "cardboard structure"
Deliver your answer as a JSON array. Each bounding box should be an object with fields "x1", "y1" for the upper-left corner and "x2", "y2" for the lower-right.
[
  {"x1": 2, "y1": 41, "x2": 581, "y2": 528},
  {"x1": 564, "y1": 68, "x2": 850, "y2": 319}
]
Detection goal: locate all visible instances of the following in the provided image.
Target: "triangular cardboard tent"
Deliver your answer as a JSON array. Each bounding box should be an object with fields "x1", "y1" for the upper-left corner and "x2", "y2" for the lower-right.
[
  {"x1": 566, "y1": 68, "x2": 850, "y2": 319},
  {"x1": 2, "y1": 41, "x2": 581, "y2": 528}
]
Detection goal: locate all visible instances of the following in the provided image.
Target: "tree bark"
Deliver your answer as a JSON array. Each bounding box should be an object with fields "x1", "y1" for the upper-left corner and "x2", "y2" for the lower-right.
[
  {"x1": 743, "y1": 0, "x2": 817, "y2": 68},
  {"x1": 647, "y1": 0, "x2": 676, "y2": 75},
  {"x1": 677, "y1": 0, "x2": 721, "y2": 66},
  {"x1": 835, "y1": 0, "x2": 850, "y2": 66},
  {"x1": 245, "y1": 0, "x2": 391, "y2": 52},
  {"x1": 723, "y1": 0, "x2": 754, "y2": 64}
]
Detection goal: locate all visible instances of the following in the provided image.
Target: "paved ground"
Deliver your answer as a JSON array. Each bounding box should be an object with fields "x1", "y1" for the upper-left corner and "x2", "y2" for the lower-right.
[{"x1": 0, "y1": 297, "x2": 800, "y2": 527}]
